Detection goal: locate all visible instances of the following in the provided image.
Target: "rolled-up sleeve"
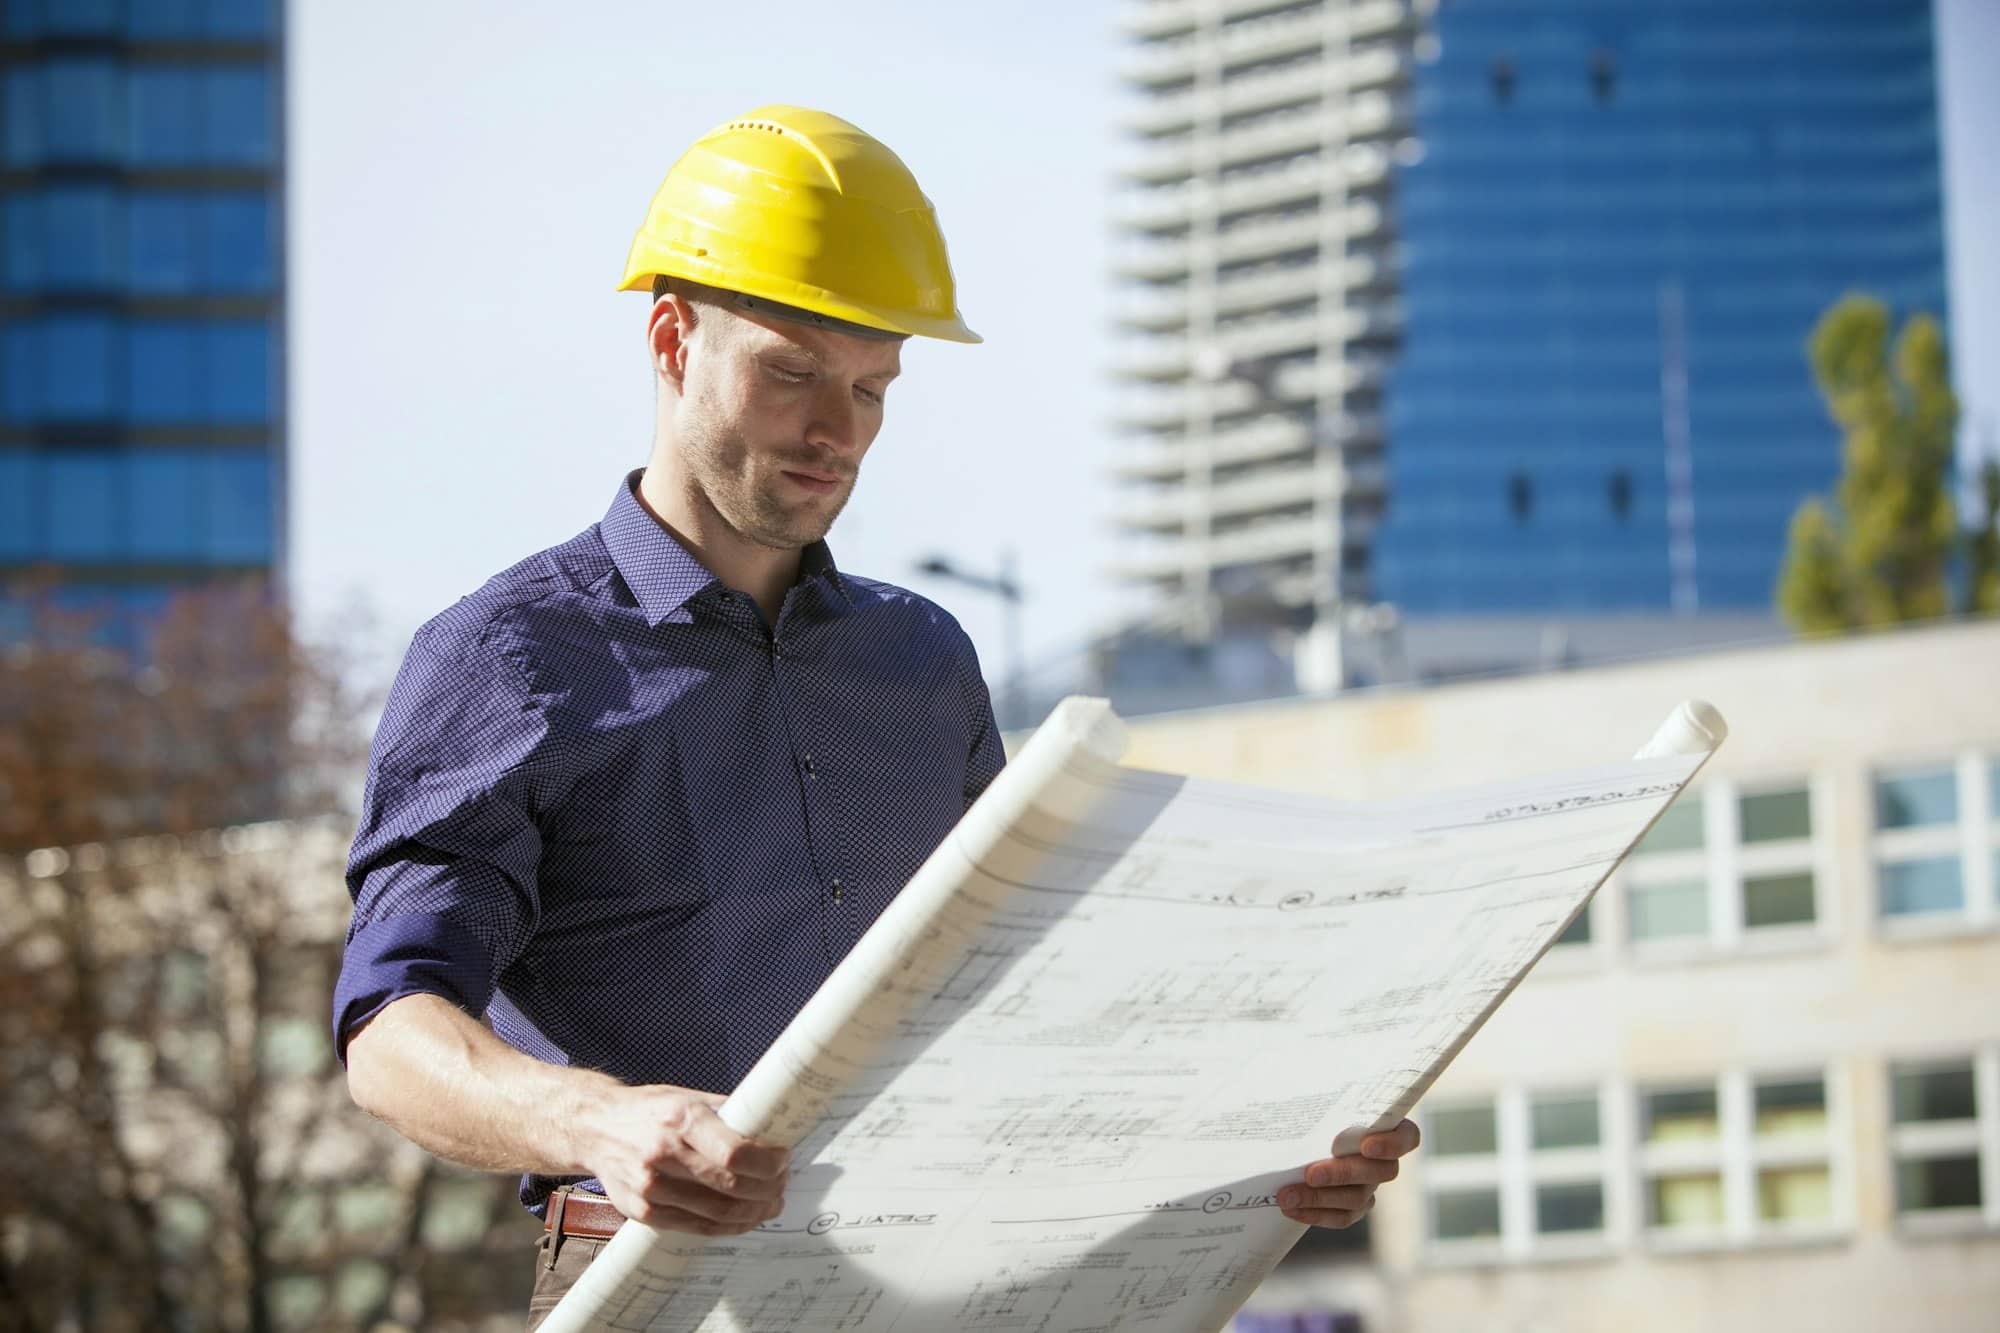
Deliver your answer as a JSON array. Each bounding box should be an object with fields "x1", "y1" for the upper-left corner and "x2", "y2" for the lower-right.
[{"x1": 331, "y1": 629, "x2": 561, "y2": 1063}]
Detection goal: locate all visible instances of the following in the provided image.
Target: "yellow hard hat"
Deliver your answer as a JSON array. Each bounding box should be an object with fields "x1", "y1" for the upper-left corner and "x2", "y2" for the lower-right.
[{"x1": 618, "y1": 105, "x2": 980, "y2": 344}]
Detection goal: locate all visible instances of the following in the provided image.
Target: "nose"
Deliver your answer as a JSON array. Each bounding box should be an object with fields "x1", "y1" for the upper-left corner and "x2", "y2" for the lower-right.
[{"x1": 803, "y1": 381, "x2": 866, "y2": 457}]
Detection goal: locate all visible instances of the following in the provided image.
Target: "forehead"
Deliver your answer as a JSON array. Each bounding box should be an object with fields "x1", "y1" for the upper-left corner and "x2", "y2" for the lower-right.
[{"x1": 724, "y1": 305, "x2": 903, "y2": 376}]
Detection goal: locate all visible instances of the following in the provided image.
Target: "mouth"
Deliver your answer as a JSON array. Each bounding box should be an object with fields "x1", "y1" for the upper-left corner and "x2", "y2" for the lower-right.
[{"x1": 780, "y1": 469, "x2": 846, "y2": 496}]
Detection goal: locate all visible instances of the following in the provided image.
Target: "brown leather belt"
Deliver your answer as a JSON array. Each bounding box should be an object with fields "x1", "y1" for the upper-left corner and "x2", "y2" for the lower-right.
[{"x1": 544, "y1": 1186, "x2": 624, "y2": 1240}]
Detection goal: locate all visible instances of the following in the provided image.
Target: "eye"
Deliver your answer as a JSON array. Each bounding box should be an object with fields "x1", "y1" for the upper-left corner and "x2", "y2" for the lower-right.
[
  {"x1": 767, "y1": 364, "x2": 812, "y2": 384},
  {"x1": 855, "y1": 385, "x2": 885, "y2": 406}
]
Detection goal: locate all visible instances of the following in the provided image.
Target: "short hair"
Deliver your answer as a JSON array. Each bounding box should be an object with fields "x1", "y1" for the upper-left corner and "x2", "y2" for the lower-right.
[{"x1": 647, "y1": 273, "x2": 905, "y2": 342}]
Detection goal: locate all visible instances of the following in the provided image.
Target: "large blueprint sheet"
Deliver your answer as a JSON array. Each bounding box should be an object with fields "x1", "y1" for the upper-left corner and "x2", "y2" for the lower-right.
[{"x1": 543, "y1": 697, "x2": 1726, "y2": 1332}]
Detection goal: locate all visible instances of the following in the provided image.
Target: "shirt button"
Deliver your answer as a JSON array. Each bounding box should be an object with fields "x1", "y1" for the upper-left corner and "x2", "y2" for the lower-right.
[
  {"x1": 830, "y1": 878, "x2": 844, "y2": 905},
  {"x1": 803, "y1": 753, "x2": 817, "y2": 778}
]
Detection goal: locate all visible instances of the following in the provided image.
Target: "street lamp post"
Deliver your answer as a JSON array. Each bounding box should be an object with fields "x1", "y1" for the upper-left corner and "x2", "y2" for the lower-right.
[{"x1": 916, "y1": 550, "x2": 1026, "y2": 729}]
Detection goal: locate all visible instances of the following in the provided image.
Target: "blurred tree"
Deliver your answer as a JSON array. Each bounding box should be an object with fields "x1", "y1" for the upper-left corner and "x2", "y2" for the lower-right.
[
  {"x1": 1777, "y1": 294, "x2": 1996, "y2": 631},
  {"x1": 0, "y1": 581, "x2": 530, "y2": 1332}
]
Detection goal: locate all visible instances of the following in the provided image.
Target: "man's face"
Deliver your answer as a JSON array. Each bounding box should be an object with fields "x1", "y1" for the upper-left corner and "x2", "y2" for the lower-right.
[{"x1": 674, "y1": 305, "x2": 902, "y2": 551}]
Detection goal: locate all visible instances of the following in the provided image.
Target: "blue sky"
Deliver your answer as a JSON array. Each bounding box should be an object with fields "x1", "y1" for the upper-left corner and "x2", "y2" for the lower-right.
[{"x1": 289, "y1": 1, "x2": 1997, "y2": 689}]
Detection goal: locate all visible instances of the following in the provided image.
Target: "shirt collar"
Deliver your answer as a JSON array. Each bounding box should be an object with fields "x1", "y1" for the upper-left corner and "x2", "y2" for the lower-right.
[{"x1": 600, "y1": 470, "x2": 851, "y2": 627}]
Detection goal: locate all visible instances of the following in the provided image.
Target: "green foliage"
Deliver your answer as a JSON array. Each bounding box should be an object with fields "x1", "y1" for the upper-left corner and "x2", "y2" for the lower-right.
[
  {"x1": 1970, "y1": 457, "x2": 2000, "y2": 616},
  {"x1": 1778, "y1": 294, "x2": 1967, "y2": 633}
]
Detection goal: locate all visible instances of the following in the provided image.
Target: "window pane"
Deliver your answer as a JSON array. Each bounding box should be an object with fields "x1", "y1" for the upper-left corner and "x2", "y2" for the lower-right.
[
  {"x1": 1892, "y1": 1066, "x2": 1977, "y2": 1123},
  {"x1": 1636, "y1": 798, "x2": 1703, "y2": 854},
  {"x1": 0, "y1": 451, "x2": 35, "y2": 557},
  {"x1": 1428, "y1": 1104, "x2": 1497, "y2": 1156},
  {"x1": 2, "y1": 69, "x2": 42, "y2": 167},
  {"x1": 129, "y1": 194, "x2": 200, "y2": 295},
  {"x1": 1758, "y1": 1166, "x2": 1832, "y2": 1223},
  {"x1": 201, "y1": 69, "x2": 271, "y2": 167},
  {"x1": 208, "y1": 322, "x2": 270, "y2": 420},
  {"x1": 1741, "y1": 788, "x2": 1811, "y2": 843},
  {"x1": 129, "y1": 69, "x2": 199, "y2": 167},
  {"x1": 47, "y1": 0, "x2": 118, "y2": 34},
  {"x1": 206, "y1": 0, "x2": 275, "y2": 39},
  {"x1": 1876, "y1": 768, "x2": 1958, "y2": 830},
  {"x1": 129, "y1": 322, "x2": 201, "y2": 422},
  {"x1": 1554, "y1": 909, "x2": 1590, "y2": 947},
  {"x1": 1896, "y1": 1156, "x2": 1983, "y2": 1212},
  {"x1": 2, "y1": 195, "x2": 38, "y2": 291},
  {"x1": 1531, "y1": 1093, "x2": 1599, "y2": 1149},
  {"x1": 2, "y1": 323, "x2": 38, "y2": 421},
  {"x1": 45, "y1": 59, "x2": 122, "y2": 161},
  {"x1": 1630, "y1": 879, "x2": 1707, "y2": 941},
  {"x1": 200, "y1": 449, "x2": 271, "y2": 562},
  {"x1": 125, "y1": 451, "x2": 202, "y2": 561},
  {"x1": 44, "y1": 315, "x2": 120, "y2": 420},
  {"x1": 1644, "y1": 1088, "x2": 1718, "y2": 1141},
  {"x1": 43, "y1": 185, "x2": 120, "y2": 290},
  {"x1": 45, "y1": 450, "x2": 120, "y2": 560},
  {"x1": 1880, "y1": 857, "x2": 1964, "y2": 917},
  {"x1": 1755, "y1": 1079, "x2": 1827, "y2": 1137},
  {"x1": 1433, "y1": 1187, "x2": 1501, "y2": 1240},
  {"x1": 1744, "y1": 872, "x2": 1815, "y2": 928},
  {"x1": 1535, "y1": 1181, "x2": 1603, "y2": 1233},
  {"x1": 202, "y1": 194, "x2": 272, "y2": 293},
  {"x1": 128, "y1": 0, "x2": 203, "y2": 38},
  {"x1": 1647, "y1": 1172, "x2": 1724, "y2": 1227}
]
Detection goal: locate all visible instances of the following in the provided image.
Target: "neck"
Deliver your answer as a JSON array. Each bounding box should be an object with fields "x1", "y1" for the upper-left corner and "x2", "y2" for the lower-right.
[{"x1": 636, "y1": 461, "x2": 800, "y2": 626}]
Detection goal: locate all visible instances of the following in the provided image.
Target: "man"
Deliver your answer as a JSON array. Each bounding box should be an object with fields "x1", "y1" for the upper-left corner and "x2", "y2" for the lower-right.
[{"x1": 334, "y1": 105, "x2": 1416, "y2": 1321}]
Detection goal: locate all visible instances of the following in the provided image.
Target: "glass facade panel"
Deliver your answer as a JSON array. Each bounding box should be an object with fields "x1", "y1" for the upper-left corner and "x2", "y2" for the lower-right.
[
  {"x1": 128, "y1": 68, "x2": 201, "y2": 167},
  {"x1": 125, "y1": 451, "x2": 203, "y2": 561},
  {"x1": 1880, "y1": 857, "x2": 1964, "y2": 916},
  {"x1": 129, "y1": 322, "x2": 202, "y2": 422},
  {"x1": 45, "y1": 59, "x2": 122, "y2": 161},
  {"x1": 1428, "y1": 1104, "x2": 1497, "y2": 1156},
  {"x1": 0, "y1": 452, "x2": 33, "y2": 558},
  {"x1": 1741, "y1": 789, "x2": 1812, "y2": 843},
  {"x1": 42, "y1": 186, "x2": 121, "y2": 290},
  {"x1": 1876, "y1": 767, "x2": 1958, "y2": 829},
  {"x1": 127, "y1": 194, "x2": 201, "y2": 294},
  {"x1": 200, "y1": 449, "x2": 272, "y2": 562},
  {"x1": 1629, "y1": 879, "x2": 1706, "y2": 941},
  {"x1": 1893, "y1": 1065, "x2": 1977, "y2": 1123},
  {"x1": 44, "y1": 315, "x2": 120, "y2": 420},
  {"x1": 1896, "y1": 1157, "x2": 1983, "y2": 1212},
  {"x1": 1758, "y1": 1166, "x2": 1832, "y2": 1223},
  {"x1": 202, "y1": 195, "x2": 273, "y2": 292},
  {"x1": 201, "y1": 69, "x2": 272, "y2": 165},
  {"x1": 208, "y1": 322, "x2": 271, "y2": 420},
  {"x1": 1535, "y1": 1182, "x2": 1603, "y2": 1234},
  {"x1": 1530, "y1": 1093, "x2": 1599, "y2": 1149},
  {"x1": 1636, "y1": 799, "x2": 1703, "y2": 855},
  {"x1": 1743, "y1": 871, "x2": 1815, "y2": 928},
  {"x1": 45, "y1": 452, "x2": 120, "y2": 560},
  {"x1": 1433, "y1": 1187, "x2": 1501, "y2": 1240}
]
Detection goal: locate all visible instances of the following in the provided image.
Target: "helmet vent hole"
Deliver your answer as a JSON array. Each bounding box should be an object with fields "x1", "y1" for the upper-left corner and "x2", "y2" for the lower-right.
[{"x1": 731, "y1": 121, "x2": 785, "y2": 136}]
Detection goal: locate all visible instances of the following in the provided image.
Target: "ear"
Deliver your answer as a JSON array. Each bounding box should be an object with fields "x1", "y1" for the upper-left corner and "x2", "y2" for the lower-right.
[{"x1": 647, "y1": 292, "x2": 698, "y2": 392}]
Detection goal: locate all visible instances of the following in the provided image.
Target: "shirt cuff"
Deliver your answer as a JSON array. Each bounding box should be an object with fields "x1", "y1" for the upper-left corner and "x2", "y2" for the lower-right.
[{"x1": 332, "y1": 912, "x2": 501, "y2": 1065}]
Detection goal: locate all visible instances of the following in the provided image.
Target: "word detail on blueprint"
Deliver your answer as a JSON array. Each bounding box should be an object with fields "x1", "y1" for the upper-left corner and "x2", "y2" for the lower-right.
[{"x1": 544, "y1": 695, "x2": 1728, "y2": 1332}]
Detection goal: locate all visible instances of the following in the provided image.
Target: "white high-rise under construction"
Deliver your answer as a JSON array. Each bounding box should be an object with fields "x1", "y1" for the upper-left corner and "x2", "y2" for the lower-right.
[{"x1": 1109, "y1": 0, "x2": 1416, "y2": 692}]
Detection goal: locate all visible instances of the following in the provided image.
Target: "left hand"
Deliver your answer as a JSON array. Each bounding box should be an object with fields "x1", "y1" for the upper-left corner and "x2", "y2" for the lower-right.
[{"x1": 1278, "y1": 1118, "x2": 1421, "y2": 1229}]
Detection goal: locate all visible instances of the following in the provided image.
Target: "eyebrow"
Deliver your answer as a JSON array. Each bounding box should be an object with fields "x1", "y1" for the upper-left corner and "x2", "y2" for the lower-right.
[{"x1": 759, "y1": 345, "x2": 899, "y2": 381}]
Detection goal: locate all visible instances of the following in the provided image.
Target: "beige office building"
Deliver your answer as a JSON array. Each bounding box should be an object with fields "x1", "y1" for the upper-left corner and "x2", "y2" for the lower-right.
[{"x1": 1121, "y1": 618, "x2": 2000, "y2": 1332}]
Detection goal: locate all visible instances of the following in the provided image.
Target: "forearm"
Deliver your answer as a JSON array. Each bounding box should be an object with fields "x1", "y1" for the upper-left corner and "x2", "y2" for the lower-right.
[{"x1": 344, "y1": 992, "x2": 618, "y2": 1177}]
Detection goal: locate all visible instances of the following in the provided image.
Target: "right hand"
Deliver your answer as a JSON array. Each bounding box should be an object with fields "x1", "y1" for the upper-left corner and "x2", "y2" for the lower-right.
[{"x1": 576, "y1": 1085, "x2": 791, "y2": 1235}]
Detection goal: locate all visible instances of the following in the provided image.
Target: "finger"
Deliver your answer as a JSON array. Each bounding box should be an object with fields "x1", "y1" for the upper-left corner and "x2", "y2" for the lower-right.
[
  {"x1": 639, "y1": 1177, "x2": 786, "y2": 1226},
  {"x1": 629, "y1": 1198, "x2": 776, "y2": 1236},
  {"x1": 1279, "y1": 1184, "x2": 1376, "y2": 1214},
  {"x1": 1285, "y1": 1204, "x2": 1369, "y2": 1229},
  {"x1": 678, "y1": 1104, "x2": 791, "y2": 1189},
  {"x1": 1301, "y1": 1155, "x2": 1399, "y2": 1188},
  {"x1": 1358, "y1": 1118, "x2": 1421, "y2": 1159}
]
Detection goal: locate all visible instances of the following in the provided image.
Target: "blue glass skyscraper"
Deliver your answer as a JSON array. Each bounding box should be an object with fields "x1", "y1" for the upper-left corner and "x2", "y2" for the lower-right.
[
  {"x1": 1375, "y1": 0, "x2": 1947, "y2": 616},
  {"x1": 1, "y1": 0, "x2": 284, "y2": 640}
]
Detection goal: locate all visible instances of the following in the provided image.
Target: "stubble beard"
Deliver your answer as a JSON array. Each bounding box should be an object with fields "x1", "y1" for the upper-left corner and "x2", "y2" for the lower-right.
[{"x1": 683, "y1": 420, "x2": 857, "y2": 552}]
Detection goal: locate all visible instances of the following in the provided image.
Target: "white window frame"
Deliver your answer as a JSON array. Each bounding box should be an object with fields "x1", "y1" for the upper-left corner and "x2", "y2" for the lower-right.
[
  {"x1": 1873, "y1": 754, "x2": 2000, "y2": 939},
  {"x1": 1634, "y1": 1065, "x2": 1848, "y2": 1253},
  {"x1": 1422, "y1": 1084, "x2": 1617, "y2": 1264},
  {"x1": 1621, "y1": 775, "x2": 1835, "y2": 964},
  {"x1": 1887, "y1": 1047, "x2": 2000, "y2": 1235}
]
